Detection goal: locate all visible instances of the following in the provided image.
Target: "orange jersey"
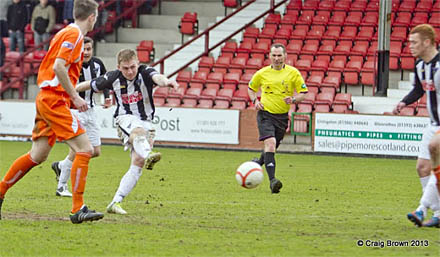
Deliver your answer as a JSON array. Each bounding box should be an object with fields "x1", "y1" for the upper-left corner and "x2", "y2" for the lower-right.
[{"x1": 37, "y1": 23, "x2": 84, "y2": 92}]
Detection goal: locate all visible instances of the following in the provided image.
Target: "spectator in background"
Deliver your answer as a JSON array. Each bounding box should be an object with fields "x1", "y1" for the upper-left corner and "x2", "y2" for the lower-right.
[
  {"x1": 0, "y1": 0, "x2": 12, "y2": 38},
  {"x1": 7, "y1": 0, "x2": 28, "y2": 52},
  {"x1": 53, "y1": 0, "x2": 65, "y2": 23},
  {"x1": 63, "y1": 0, "x2": 74, "y2": 24},
  {"x1": 31, "y1": 0, "x2": 56, "y2": 50},
  {"x1": 94, "y1": 0, "x2": 107, "y2": 42}
]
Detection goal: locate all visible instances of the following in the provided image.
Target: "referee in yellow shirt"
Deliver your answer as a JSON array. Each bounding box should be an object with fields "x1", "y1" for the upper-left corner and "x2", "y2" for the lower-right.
[{"x1": 248, "y1": 43, "x2": 308, "y2": 193}]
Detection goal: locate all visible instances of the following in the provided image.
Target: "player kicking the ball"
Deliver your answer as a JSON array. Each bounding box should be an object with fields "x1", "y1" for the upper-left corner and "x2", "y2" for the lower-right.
[{"x1": 75, "y1": 49, "x2": 179, "y2": 214}]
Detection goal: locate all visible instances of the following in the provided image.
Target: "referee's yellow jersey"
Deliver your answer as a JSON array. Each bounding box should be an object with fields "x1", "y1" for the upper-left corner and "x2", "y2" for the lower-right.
[{"x1": 249, "y1": 65, "x2": 308, "y2": 114}]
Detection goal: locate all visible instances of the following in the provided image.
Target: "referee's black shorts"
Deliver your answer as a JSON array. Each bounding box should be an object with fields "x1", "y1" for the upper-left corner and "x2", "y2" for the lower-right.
[{"x1": 257, "y1": 110, "x2": 289, "y2": 142}]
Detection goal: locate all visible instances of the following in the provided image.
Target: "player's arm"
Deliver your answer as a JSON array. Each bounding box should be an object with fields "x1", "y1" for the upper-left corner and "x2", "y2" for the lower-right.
[
  {"x1": 248, "y1": 72, "x2": 263, "y2": 110},
  {"x1": 53, "y1": 58, "x2": 88, "y2": 112},
  {"x1": 94, "y1": 58, "x2": 111, "y2": 107},
  {"x1": 285, "y1": 92, "x2": 307, "y2": 105},
  {"x1": 152, "y1": 73, "x2": 179, "y2": 90},
  {"x1": 284, "y1": 71, "x2": 308, "y2": 105},
  {"x1": 75, "y1": 80, "x2": 92, "y2": 92},
  {"x1": 393, "y1": 73, "x2": 424, "y2": 114}
]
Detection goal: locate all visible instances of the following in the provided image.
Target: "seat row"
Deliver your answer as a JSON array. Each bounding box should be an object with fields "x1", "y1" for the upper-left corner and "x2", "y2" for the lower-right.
[{"x1": 286, "y1": 0, "x2": 438, "y2": 13}]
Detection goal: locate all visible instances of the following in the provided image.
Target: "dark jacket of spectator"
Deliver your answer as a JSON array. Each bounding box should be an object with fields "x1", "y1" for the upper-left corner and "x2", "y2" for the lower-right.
[{"x1": 7, "y1": 0, "x2": 28, "y2": 31}]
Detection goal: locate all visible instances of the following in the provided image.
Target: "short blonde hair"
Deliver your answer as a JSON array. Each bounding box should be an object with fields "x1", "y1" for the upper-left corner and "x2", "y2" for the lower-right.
[
  {"x1": 410, "y1": 24, "x2": 437, "y2": 46},
  {"x1": 117, "y1": 49, "x2": 138, "y2": 64}
]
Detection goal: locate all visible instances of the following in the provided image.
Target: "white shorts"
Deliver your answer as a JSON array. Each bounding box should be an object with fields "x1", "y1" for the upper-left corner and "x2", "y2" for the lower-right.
[
  {"x1": 418, "y1": 124, "x2": 440, "y2": 160},
  {"x1": 115, "y1": 114, "x2": 155, "y2": 151},
  {"x1": 71, "y1": 108, "x2": 101, "y2": 147}
]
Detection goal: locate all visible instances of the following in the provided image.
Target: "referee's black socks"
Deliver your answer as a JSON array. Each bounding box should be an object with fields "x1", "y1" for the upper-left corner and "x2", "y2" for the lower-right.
[{"x1": 264, "y1": 152, "x2": 276, "y2": 181}]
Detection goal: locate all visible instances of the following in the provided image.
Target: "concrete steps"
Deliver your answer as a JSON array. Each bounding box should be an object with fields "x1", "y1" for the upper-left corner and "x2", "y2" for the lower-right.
[
  {"x1": 95, "y1": 0, "x2": 226, "y2": 69},
  {"x1": 352, "y1": 71, "x2": 415, "y2": 114}
]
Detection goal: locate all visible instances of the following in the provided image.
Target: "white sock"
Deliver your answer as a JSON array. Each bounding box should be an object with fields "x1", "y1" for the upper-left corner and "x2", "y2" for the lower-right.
[
  {"x1": 419, "y1": 174, "x2": 440, "y2": 217},
  {"x1": 58, "y1": 157, "x2": 73, "y2": 189},
  {"x1": 112, "y1": 165, "x2": 143, "y2": 203},
  {"x1": 133, "y1": 136, "x2": 151, "y2": 159},
  {"x1": 420, "y1": 176, "x2": 430, "y2": 192}
]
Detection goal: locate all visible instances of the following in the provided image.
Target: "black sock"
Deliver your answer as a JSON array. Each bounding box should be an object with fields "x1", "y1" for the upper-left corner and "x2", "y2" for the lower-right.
[
  {"x1": 258, "y1": 151, "x2": 265, "y2": 165},
  {"x1": 264, "y1": 152, "x2": 276, "y2": 181}
]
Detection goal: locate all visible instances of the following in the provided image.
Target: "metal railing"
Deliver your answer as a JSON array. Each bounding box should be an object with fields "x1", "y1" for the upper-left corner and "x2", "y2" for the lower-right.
[{"x1": 152, "y1": 0, "x2": 288, "y2": 77}]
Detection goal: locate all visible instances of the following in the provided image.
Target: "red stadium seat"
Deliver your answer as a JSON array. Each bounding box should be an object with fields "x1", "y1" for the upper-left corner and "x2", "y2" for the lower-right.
[
  {"x1": 216, "y1": 88, "x2": 234, "y2": 102},
  {"x1": 350, "y1": 1, "x2": 367, "y2": 12},
  {"x1": 265, "y1": 13, "x2": 281, "y2": 25},
  {"x1": 322, "y1": 72, "x2": 342, "y2": 92},
  {"x1": 351, "y1": 41, "x2": 369, "y2": 57},
  {"x1": 286, "y1": 40, "x2": 303, "y2": 55},
  {"x1": 333, "y1": 41, "x2": 352, "y2": 55},
  {"x1": 206, "y1": 72, "x2": 224, "y2": 85},
  {"x1": 357, "y1": 26, "x2": 374, "y2": 41},
  {"x1": 197, "y1": 99, "x2": 214, "y2": 109},
  {"x1": 190, "y1": 70, "x2": 208, "y2": 84},
  {"x1": 230, "y1": 100, "x2": 247, "y2": 110},
  {"x1": 214, "y1": 99, "x2": 230, "y2": 109},
  {"x1": 221, "y1": 41, "x2": 237, "y2": 54},
  {"x1": 296, "y1": 10, "x2": 315, "y2": 25},
  {"x1": 176, "y1": 70, "x2": 192, "y2": 83},
  {"x1": 154, "y1": 97, "x2": 165, "y2": 107},
  {"x1": 198, "y1": 56, "x2": 215, "y2": 70},
  {"x1": 165, "y1": 98, "x2": 181, "y2": 108},
  {"x1": 290, "y1": 25, "x2": 309, "y2": 40},
  {"x1": 184, "y1": 87, "x2": 202, "y2": 99},
  {"x1": 344, "y1": 12, "x2": 362, "y2": 26},
  {"x1": 339, "y1": 26, "x2": 358, "y2": 41},
  {"x1": 310, "y1": 59, "x2": 328, "y2": 72},
  {"x1": 181, "y1": 98, "x2": 197, "y2": 108},
  {"x1": 179, "y1": 12, "x2": 198, "y2": 43},
  {"x1": 393, "y1": 12, "x2": 411, "y2": 27},
  {"x1": 280, "y1": 13, "x2": 298, "y2": 26},
  {"x1": 153, "y1": 87, "x2": 169, "y2": 98},
  {"x1": 344, "y1": 71, "x2": 359, "y2": 86},
  {"x1": 323, "y1": 26, "x2": 341, "y2": 40},
  {"x1": 328, "y1": 11, "x2": 346, "y2": 26},
  {"x1": 239, "y1": 72, "x2": 254, "y2": 86},
  {"x1": 243, "y1": 27, "x2": 260, "y2": 41},
  {"x1": 334, "y1": 93, "x2": 352, "y2": 106},
  {"x1": 306, "y1": 25, "x2": 326, "y2": 40}
]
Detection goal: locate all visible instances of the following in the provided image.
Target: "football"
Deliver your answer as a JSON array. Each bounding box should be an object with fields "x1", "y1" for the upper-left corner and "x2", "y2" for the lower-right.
[{"x1": 235, "y1": 161, "x2": 264, "y2": 189}]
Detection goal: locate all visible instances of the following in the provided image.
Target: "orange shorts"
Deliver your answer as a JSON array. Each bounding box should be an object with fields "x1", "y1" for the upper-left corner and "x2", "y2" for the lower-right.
[{"x1": 32, "y1": 89, "x2": 85, "y2": 146}]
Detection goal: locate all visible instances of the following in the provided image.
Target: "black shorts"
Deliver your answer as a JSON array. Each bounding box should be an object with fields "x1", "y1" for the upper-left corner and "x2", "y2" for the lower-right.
[{"x1": 257, "y1": 110, "x2": 289, "y2": 142}]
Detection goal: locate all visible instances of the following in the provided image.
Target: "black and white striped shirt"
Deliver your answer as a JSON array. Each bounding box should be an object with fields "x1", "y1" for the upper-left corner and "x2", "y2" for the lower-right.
[
  {"x1": 78, "y1": 56, "x2": 108, "y2": 108},
  {"x1": 402, "y1": 53, "x2": 440, "y2": 125},
  {"x1": 90, "y1": 65, "x2": 159, "y2": 120}
]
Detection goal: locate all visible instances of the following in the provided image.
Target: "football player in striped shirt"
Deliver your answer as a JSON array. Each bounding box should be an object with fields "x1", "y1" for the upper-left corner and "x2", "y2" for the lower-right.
[{"x1": 76, "y1": 49, "x2": 179, "y2": 214}]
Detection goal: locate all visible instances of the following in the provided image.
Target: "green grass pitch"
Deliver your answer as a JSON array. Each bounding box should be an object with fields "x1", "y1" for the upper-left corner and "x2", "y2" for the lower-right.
[{"x1": 0, "y1": 141, "x2": 438, "y2": 257}]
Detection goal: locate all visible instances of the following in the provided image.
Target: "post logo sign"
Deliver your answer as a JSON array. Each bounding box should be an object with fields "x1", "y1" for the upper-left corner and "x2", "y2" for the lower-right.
[
  {"x1": 314, "y1": 113, "x2": 430, "y2": 157},
  {"x1": 0, "y1": 102, "x2": 240, "y2": 145}
]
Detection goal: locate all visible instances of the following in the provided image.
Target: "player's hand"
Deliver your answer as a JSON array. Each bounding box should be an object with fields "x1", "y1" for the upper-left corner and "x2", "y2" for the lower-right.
[
  {"x1": 167, "y1": 80, "x2": 179, "y2": 91},
  {"x1": 255, "y1": 99, "x2": 264, "y2": 110},
  {"x1": 392, "y1": 102, "x2": 406, "y2": 114},
  {"x1": 103, "y1": 98, "x2": 112, "y2": 109},
  {"x1": 72, "y1": 95, "x2": 88, "y2": 112},
  {"x1": 284, "y1": 96, "x2": 294, "y2": 105}
]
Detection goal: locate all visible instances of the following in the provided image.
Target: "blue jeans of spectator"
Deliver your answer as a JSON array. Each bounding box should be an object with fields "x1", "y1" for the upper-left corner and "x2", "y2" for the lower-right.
[
  {"x1": 9, "y1": 30, "x2": 25, "y2": 53},
  {"x1": 34, "y1": 32, "x2": 50, "y2": 51}
]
